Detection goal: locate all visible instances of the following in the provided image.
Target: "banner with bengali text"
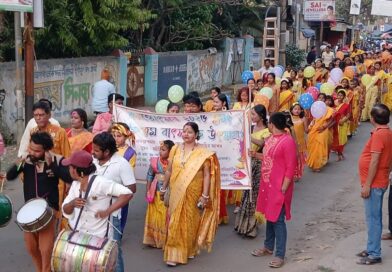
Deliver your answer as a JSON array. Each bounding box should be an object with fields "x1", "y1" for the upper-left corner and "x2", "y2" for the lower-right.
[
  {"x1": 113, "y1": 105, "x2": 251, "y2": 190},
  {"x1": 0, "y1": 0, "x2": 33, "y2": 12}
]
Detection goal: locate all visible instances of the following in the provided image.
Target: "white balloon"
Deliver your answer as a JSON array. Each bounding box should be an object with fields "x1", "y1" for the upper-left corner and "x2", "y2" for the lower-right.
[{"x1": 311, "y1": 101, "x2": 327, "y2": 119}]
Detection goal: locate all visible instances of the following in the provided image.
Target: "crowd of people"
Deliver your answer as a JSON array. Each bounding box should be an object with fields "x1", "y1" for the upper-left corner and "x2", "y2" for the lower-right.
[{"x1": 0, "y1": 44, "x2": 392, "y2": 271}]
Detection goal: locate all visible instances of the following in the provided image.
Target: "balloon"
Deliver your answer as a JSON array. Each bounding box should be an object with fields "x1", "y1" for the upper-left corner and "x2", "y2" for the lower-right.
[
  {"x1": 254, "y1": 94, "x2": 269, "y2": 108},
  {"x1": 320, "y1": 82, "x2": 335, "y2": 95},
  {"x1": 155, "y1": 99, "x2": 170, "y2": 113},
  {"x1": 327, "y1": 78, "x2": 336, "y2": 86},
  {"x1": 315, "y1": 82, "x2": 322, "y2": 91},
  {"x1": 242, "y1": 70, "x2": 254, "y2": 84},
  {"x1": 253, "y1": 71, "x2": 261, "y2": 81},
  {"x1": 273, "y1": 66, "x2": 284, "y2": 78},
  {"x1": 275, "y1": 77, "x2": 282, "y2": 87},
  {"x1": 168, "y1": 85, "x2": 184, "y2": 103},
  {"x1": 361, "y1": 74, "x2": 372, "y2": 86},
  {"x1": 306, "y1": 86, "x2": 319, "y2": 100},
  {"x1": 298, "y1": 93, "x2": 314, "y2": 110},
  {"x1": 336, "y1": 51, "x2": 344, "y2": 60},
  {"x1": 343, "y1": 67, "x2": 354, "y2": 80},
  {"x1": 330, "y1": 68, "x2": 343, "y2": 83},
  {"x1": 304, "y1": 66, "x2": 316, "y2": 78},
  {"x1": 311, "y1": 101, "x2": 327, "y2": 119},
  {"x1": 259, "y1": 87, "x2": 273, "y2": 99}
]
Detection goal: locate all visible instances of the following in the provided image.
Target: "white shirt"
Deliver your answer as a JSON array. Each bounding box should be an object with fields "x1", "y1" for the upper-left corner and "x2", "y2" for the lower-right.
[
  {"x1": 17, "y1": 117, "x2": 60, "y2": 158},
  {"x1": 63, "y1": 175, "x2": 132, "y2": 238},
  {"x1": 322, "y1": 51, "x2": 335, "y2": 66},
  {"x1": 93, "y1": 153, "x2": 136, "y2": 218},
  {"x1": 92, "y1": 80, "x2": 115, "y2": 113},
  {"x1": 257, "y1": 66, "x2": 274, "y2": 76}
]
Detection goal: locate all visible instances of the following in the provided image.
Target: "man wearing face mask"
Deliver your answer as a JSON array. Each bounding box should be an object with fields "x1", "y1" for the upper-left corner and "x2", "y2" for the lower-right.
[{"x1": 6, "y1": 132, "x2": 73, "y2": 272}]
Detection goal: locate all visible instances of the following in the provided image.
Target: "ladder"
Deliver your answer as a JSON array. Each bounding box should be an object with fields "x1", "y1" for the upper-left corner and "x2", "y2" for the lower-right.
[{"x1": 262, "y1": 17, "x2": 280, "y2": 66}]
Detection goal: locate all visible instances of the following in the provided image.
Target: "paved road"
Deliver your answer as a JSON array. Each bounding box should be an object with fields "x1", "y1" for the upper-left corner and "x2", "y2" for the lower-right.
[{"x1": 1, "y1": 121, "x2": 391, "y2": 272}]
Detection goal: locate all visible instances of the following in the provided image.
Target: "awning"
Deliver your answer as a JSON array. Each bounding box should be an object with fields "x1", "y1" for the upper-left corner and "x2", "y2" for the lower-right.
[{"x1": 301, "y1": 28, "x2": 316, "y2": 38}]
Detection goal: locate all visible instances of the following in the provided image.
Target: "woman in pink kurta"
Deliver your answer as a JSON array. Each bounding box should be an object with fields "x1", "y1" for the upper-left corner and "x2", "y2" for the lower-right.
[{"x1": 251, "y1": 112, "x2": 297, "y2": 269}]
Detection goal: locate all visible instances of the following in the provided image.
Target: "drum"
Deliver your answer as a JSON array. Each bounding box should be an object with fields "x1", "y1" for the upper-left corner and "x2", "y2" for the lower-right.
[
  {"x1": 51, "y1": 230, "x2": 118, "y2": 272},
  {"x1": 16, "y1": 198, "x2": 53, "y2": 232},
  {"x1": 0, "y1": 194, "x2": 12, "y2": 227}
]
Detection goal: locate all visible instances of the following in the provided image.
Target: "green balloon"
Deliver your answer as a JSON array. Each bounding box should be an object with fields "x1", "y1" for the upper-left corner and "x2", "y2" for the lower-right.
[
  {"x1": 168, "y1": 85, "x2": 184, "y2": 103},
  {"x1": 155, "y1": 99, "x2": 170, "y2": 113}
]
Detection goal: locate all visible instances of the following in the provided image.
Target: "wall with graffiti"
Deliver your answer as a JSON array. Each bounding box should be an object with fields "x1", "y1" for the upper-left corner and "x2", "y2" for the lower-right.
[{"x1": 0, "y1": 56, "x2": 120, "y2": 134}]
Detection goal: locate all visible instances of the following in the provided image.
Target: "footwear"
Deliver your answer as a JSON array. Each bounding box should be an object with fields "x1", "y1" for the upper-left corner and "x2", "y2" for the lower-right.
[
  {"x1": 233, "y1": 207, "x2": 241, "y2": 214},
  {"x1": 356, "y1": 256, "x2": 382, "y2": 265},
  {"x1": 382, "y1": 233, "x2": 392, "y2": 240},
  {"x1": 355, "y1": 250, "x2": 368, "y2": 257},
  {"x1": 269, "y1": 257, "x2": 284, "y2": 268},
  {"x1": 251, "y1": 248, "x2": 273, "y2": 257},
  {"x1": 166, "y1": 261, "x2": 177, "y2": 267},
  {"x1": 188, "y1": 256, "x2": 195, "y2": 259}
]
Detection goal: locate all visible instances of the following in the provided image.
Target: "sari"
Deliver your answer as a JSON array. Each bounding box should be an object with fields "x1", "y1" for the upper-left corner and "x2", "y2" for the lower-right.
[
  {"x1": 331, "y1": 103, "x2": 350, "y2": 153},
  {"x1": 234, "y1": 128, "x2": 270, "y2": 237},
  {"x1": 164, "y1": 145, "x2": 220, "y2": 264},
  {"x1": 278, "y1": 90, "x2": 296, "y2": 111},
  {"x1": 350, "y1": 88, "x2": 361, "y2": 133},
  {"x1": 292, "y1": 116, "x2": 307, "y2": 180},
  {"x1": 204, "y1": 100, "x2": 214, "y2": 112},
  {"x1": 361, "y1": 75, "x2": 380, "y2": 121},
  {"x1": 255, "y1": 134, "x2": 297, "y2": 223},
  {"x1": 143, "y1": 157, "x2": 168, "y2": 248},
  {"x1": 382, "y1": 74, "x2": 392, "y2": 111},
  {"x1": 292, "y1": 80, "x2": 304, "y2": 101},
  {"x1": 65, "y1": 129, "x2": 93, "y2": 153},
  {"x1": 264, "y1": 84, "x2": 280, "y2": 113},
  {"x1": 307, "y1": 107, "x2": 334, "y2": 170},
  {"x1": 314, "y1": 68, "x2": 328, "y2": 84}
]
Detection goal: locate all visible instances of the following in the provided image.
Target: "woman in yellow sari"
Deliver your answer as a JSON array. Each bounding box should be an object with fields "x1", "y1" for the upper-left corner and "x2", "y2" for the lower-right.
[
  {"x1": 313, "y1": 59, "x2": 329, "y2": 85},
  {"x1": 361, "y1": 65, "x2": 381, "y2": 121},
  {"x1": 383, "y1": 62, "x2": 392, "y2": 110},
  {"x1": 161, "y1": 122, "x2": 220, "y2": 266},
  {"x1": 278, "y1": 79, "x2": 296, "y2": 111},
  {"x1": 307, "y1": 99, "x2": 335, "y2": 172},
  {"x1": 65, "y1": 109, "x2": 93, "y2": 153}
]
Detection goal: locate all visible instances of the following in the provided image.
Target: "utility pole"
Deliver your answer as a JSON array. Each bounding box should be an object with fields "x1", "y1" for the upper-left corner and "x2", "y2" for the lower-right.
[
  {"x1": 278, "y1": 0, "x2": 287, "y2": 66},
  {"x1": 24, "y1": 13, "x2": 34, "y2": 122},
  {"x1": 14, "y1": 12, "x2": 24, "y2": 144}
]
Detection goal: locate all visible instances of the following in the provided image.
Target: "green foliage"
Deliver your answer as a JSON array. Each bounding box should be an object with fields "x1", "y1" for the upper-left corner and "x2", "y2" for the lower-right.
[{"x1": 285, "y1": 44, "x2": 306, "y2": 69}]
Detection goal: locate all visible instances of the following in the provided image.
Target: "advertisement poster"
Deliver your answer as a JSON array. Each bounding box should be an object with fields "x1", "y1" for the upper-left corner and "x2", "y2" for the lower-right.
[
  {"x1": 0, "y1": 0, "x2": 33, "y2": 12},
  {"x1": 303, "y1": 0, "x2": 336, "y2": 21},
  {"x1": 371, "y1": 0, "x2": 392, "y2": 17},
  {"x1": 350, "y1": 0, "x2": 361, "y2": 15},
  {"x1": 113, "y1": 105, "x2": 252, "y2": 190}
]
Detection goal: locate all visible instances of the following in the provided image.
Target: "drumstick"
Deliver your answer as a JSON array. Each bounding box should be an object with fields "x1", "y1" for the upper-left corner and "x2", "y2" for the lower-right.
[
  {"x1": 106, "y1": 218, "x2": 123, "y2": 236},
  {"x1": 0, "y1": 173, "x2": 5, "y2": 193}
]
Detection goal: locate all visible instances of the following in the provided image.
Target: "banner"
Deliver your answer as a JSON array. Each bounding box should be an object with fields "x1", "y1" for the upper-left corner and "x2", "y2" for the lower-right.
[
  {"x1": 350, "y1": 0, "x2": 361, "y2": 15},
  {"x1": 0, "y1": 0, "x2": 33, "y2": 12},
  {"x1": 113, "y1": 105, "x2": 252, "y2": 190},
  {"x1": 371, "y1": 0, "x2": 392, "y2": 17},
  {"x1": 303, "y1": 0, "x2": 336, "y2": 21}
]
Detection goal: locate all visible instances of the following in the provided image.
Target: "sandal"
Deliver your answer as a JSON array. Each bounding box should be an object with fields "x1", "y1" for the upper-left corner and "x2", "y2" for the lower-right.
[
  {"x1": 166, "y1": 261, "x2": 177, "y2": 267},
  {"x1": 251, "y1": 248, "x2": 273, "y2": 257},
  {"x1": 356, "y1": 250, "x2": 368, "y2": 257},
  {"x1": 382, "y1": 233, "x2": 392, "y2": 240},
  {"x1": 356, "y1": 256, "x2": 382, "y2": 265},
  {"x1": 269, "y1": 257, "x2": 284, "y2": 268}
]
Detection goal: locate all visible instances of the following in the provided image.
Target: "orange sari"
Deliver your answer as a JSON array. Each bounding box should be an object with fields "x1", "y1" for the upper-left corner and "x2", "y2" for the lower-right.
[
  {"x1": 65, "y1": 129, "x2": 93, "y2": 153},
  {"x1": 314, "y1": 68, "x2": 328, "y2": 84}
]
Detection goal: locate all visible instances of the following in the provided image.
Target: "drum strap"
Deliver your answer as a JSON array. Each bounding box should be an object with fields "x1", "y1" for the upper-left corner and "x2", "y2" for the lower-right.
[{"x1": 73, "y1": 175, "x2": 97, "y2": 231}]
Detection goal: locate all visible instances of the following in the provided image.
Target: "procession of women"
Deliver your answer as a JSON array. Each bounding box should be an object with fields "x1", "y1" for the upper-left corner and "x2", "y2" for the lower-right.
[{"x1": 0, "y1": 44, "x2": 392, "y2": 271}]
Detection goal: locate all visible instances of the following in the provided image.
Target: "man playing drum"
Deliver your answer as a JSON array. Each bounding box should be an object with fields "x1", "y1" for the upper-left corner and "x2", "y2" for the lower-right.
[{"x1": 6, "y1": 132, "x2": 73, "y2": 272}]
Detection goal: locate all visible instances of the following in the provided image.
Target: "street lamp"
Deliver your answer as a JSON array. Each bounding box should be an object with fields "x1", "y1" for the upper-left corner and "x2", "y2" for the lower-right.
[{"x1": 0, "y1": 89, "x2": 5, "y2": 109}]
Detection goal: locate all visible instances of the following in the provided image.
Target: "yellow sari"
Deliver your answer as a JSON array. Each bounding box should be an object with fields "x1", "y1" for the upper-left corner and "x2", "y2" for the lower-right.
[
  {"x1": 361, "y1": 75, "x2": 380, "y2": 121},
  {"x1": 307, "y1": 107, "x2": 334, "y2": 170},
  {"x1": 204, "y1": 100, "x2": 214, "y2": 112},
  {"x1": 164, "y1": 145, "x2": 220, "y2": 264},
  {"x1": 278, "y1": 90, "x2": 295, "y2": 111},
  {"x1": 383, "y1": 74, "x2": 392, "y2": 111},
  {"x1": 314, "y1": 68, "x2": 328, "y2": 84}
]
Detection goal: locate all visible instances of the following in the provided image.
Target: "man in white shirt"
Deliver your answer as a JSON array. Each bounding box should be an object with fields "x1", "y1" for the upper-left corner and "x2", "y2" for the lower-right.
[
  {"x1": 258, "y1": 59, "x2": 274, "y2": 77},
  {"x1": 321, "y1": 45, "x2": 335, "y2": 67},
  {"x1": 62, "y1": 150, "x2": 132, "y2": 238},
  {"x1": 18, "y1": 98, "x2": 60, "y2": 158},
  {"x1": 92, "y1": 69, "x2": 116, "y2": 114},
  {"x1": 92, "y1": 132, "x2": 136, "y2": 272}
]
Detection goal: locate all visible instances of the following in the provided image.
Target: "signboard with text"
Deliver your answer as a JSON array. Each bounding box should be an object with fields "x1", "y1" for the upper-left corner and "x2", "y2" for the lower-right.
[
  {"x1": 157, "y1": 54, "x2": 187, "y2": 100},
  {"x1": 0, "y1": 0, "x2": 33, "y2": 12},
  {"x1": 113, "y1": 105, "x2": 252, "y2": 190},
  {"x1": 303, "y1": 0, "x2": 336, "y2": 21}
]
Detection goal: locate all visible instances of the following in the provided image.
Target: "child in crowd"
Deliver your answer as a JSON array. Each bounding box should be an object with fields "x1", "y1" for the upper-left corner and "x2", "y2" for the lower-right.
[
  {"x1": 167, "y1": 102, "x2": 180, "y2": 113},
  {"x1": 290, "y1": 103, "x2": 308, "y2": 181},
  {"x1": 143, "y1": 140, "x2": 174, "y2": 248}
]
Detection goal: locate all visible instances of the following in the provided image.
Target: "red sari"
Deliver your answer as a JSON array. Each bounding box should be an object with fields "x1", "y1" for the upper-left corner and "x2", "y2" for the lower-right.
[{"x1": 331, "y1": 103, "x2": 350, "y2": 153}]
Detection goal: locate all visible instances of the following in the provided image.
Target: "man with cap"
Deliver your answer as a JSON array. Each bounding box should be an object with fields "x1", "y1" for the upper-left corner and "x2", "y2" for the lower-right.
[{"x1": 62, "y1": 150, "x2": 133, "y2": 239}]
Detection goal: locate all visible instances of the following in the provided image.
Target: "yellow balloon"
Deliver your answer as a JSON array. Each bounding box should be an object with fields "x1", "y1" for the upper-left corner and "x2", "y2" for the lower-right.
[
  {"x1": 304, "y1": 66, "x2": 316, "y2": 78},
  {"x1": 320, "y1": 82, "x2": 335, "y2": 95},
  {"x1": 361, "y1": 74, "x2": 372, "y2": 86}
]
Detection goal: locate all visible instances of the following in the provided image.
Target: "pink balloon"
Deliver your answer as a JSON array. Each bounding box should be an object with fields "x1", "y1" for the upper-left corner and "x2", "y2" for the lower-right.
[{"x1": 307, "y1": 86, "x2": 319, "y2": 100}]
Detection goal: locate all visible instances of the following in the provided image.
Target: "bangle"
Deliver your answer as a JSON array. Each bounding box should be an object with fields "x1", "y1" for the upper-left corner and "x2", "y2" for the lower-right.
[
  {"x1": 159, "y1": 187, "x2": 167, "y2": 193},
  {"x1": 201, "y1": 193, "x2": 210, "y2": 199}
]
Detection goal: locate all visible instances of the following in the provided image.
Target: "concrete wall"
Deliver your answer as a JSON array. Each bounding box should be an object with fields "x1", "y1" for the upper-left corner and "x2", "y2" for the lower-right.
[{"x1": 0, "y1": 56, "x2": 121, "y2": 134}]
